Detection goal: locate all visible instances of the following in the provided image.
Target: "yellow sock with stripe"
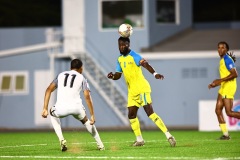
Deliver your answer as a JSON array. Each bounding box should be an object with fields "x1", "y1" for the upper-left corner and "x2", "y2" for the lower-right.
[
  {"x1": 149, "y1": 112, "x2": 168, "y2": 133},
  {"x1": 219, "y1": 123, "x2": 229, "y2": 136},
  {"x1": 129, "y1": 117, "x2": 143, "y2": 141}
]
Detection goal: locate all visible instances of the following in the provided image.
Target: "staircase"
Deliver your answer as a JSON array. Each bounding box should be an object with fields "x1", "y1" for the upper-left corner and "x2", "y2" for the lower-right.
[{"x1": 69, "y1": 53, "x2": 129, "y2": 125}]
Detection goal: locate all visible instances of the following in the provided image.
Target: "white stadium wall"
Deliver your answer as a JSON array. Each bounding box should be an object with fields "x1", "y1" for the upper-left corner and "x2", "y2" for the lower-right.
[{"x1": 199, "y1": 100, "x2": 240, "y2": 131}]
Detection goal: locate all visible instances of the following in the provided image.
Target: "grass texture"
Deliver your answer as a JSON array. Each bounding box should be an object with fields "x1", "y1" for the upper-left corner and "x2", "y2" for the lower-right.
[{"x1": 0, "y1": 130, "x2": 239, "y2": 159}]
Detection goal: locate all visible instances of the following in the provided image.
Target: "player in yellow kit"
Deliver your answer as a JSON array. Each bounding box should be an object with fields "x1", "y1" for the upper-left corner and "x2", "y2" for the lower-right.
[
  {"x1": 208, "y1": 41, "x2": 239, "y2": 140},
  {"x1": 107, "y1": 37, "x2": 176, "y2": 147}
]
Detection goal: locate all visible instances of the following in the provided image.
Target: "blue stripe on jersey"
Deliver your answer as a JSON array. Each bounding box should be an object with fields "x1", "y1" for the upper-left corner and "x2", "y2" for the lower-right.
[
  {"x1": 116, "y1": 59, "x2": 122, "y2": 72},
  {"x1": 224, "y1": 54, "x2": 235, "y2": 70},
  {"x1": 130, "y1": 50, "x2": 142, "y2": 66}
]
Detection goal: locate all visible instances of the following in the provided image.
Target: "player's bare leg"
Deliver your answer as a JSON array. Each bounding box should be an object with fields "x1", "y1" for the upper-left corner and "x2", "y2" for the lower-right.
[{"x1": 224, "y1": 98, "x2": 240, "y2": 119}]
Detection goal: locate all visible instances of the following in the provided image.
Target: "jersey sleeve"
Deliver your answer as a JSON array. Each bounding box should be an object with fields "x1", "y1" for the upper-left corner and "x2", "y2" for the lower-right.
[
  {"x1": 82, "y1": 77, "x2": 91, "y2": 91},
  {"x1": 51, "y1": 75, "x2": 58, "y2": 88},
  {"x1": 131, "y1": 51, "x2": 143, "y2": 66},
  {"x1": 224, "y1": 55, "x2": 235, "y2": 70},
  {"x1": 116, "y1": 60, "x2": 122, "y2": 72}
]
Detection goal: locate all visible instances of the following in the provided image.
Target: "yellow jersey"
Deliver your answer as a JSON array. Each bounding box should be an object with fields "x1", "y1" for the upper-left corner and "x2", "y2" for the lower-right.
[
  {"x1": 219, "y1": 54, "x2": 237, "y2": 98},
  {"x1": 116, "y1": 50, "x2": 151, "y2": 96}
]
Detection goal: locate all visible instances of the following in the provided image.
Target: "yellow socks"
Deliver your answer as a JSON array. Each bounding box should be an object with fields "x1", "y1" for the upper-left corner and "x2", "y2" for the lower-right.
[
  {"x1": 130, "y1": 114, "x2": 172, "y2": 141},
  {"x1": 130, "y1": 117, "x2": 141, "y2": 136},
  {"x1": 219, "y1": 123, "x2": 229, "y2": 136},
  {"x1": 149, "y1": 112, "x2": 168, "y2": 133}
]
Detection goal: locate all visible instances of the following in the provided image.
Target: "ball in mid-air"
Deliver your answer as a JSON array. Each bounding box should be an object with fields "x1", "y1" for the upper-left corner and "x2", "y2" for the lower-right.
[{"x1": 118, "y1": 23, "x2": 133, "y2": 38}]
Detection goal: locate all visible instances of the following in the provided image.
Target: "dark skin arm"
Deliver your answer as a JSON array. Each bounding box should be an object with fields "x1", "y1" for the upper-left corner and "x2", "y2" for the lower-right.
[
  {"x1": 107, "y1": 72, "x2": 122, "y2": 80},
  {"x1": 140, "y1": 59, "x2": 164, "y2": 80},
  {"x1": 42, "y1": 82, "x2": 56, "y2": 118},
  {"x1": 83, "y1": 90, "x2": 95, "y2": 125},
  {"x1": 107, "y1": 59, "x2": 164, "y2": 80},
  {"x1": 208, "y1": 68, "x2": 238, "y2": 89}
]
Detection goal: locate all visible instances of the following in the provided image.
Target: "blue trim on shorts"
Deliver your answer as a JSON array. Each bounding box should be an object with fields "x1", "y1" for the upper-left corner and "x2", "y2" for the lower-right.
[{"x1": 143, "y1": 93, "x2": 147, "y2": 105}]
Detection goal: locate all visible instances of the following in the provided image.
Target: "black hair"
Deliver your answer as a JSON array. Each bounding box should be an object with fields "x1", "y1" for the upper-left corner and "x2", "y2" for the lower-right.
[
  {"x1": 218, "y1": 41, "x2": 229, "y2": 51},
  {"x1": 71, "y1": 59, "x2": 83, "y2": 69},
  {"x1": 218, "y1": 41, "x2": 236, "y2": 62},
  {"x1": 118, "y1": 36, "x2": 130, "y2": 43}
]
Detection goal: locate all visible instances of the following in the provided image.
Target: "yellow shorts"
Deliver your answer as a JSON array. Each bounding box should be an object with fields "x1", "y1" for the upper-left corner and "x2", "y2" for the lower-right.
[
  {"x1": 219, "y1": 85, "x2": 236, "y2": 99},
  {"x1": 127, "y1": 92, "x2": 152, "y2": 107}
]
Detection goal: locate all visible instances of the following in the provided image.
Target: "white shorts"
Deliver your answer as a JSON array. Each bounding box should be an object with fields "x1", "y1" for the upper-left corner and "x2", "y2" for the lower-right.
[{"x1": 50, "y1": 104, "x2": 86, "y2": 120}]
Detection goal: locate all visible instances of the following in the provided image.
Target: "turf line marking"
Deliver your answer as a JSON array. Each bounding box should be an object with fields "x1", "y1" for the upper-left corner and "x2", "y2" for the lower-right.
[
  {"x1": 0, "y1": 156, "x2": 239, "y2": 159},
  {"x1": 0, "y1": 139, "x2": 219, "y2": 149},
  {"x1": 0, "y1": 144, "x2": 47, "y2": 149}
]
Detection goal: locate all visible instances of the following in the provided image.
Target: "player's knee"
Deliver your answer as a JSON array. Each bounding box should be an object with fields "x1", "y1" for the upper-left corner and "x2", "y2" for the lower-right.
[
  {"x1": 128, "y1": 113, "x2": 137, "y2": 119},
  {"x1": 128, "y1": 109, "x2": 137, "y2": 119}
]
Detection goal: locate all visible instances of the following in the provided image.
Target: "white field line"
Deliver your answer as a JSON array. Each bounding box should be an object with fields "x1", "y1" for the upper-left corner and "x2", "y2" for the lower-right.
[
  {"x1": 0, "y1": 140, "x2": 239, "y2": 160},
  {"x1": 0, "y1": 155, "x2": 239, "y2": 160},
  {"x1": 0, "y1": 144, "x2": 47, "y2": 149},
  {"x1": 0, "y1": 139, "x2": 219, "y2": 149}
]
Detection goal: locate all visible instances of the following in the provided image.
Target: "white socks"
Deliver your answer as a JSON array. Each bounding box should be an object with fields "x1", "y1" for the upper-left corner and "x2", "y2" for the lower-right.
[
  {"x1": 84, "y1": 120, "x2": 104, "y2": 148},
  {"x1": 137, "y1": 135, "x2": 144, "y2": 142},
  {"x1": 51, "y1": 117, "x2": 104, "y2": 148},
  {"x1": 165, "y1": 131, "x2": 172, "y2": 139},
  {"x1": 50, "y1": 116, "x2": 64, "y2": 141}
]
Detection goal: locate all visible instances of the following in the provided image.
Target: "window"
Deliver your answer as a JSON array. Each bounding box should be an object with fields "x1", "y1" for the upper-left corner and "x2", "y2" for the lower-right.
[
  {"x1": 156, "y1": 0, "x2": 179, "y2": 24},
  {"x1": 1, "y1": 75, "x2": 11, "y2": 91},
  {"x1": 0, "y1": 71, "x2": 28, "y2": 95},
  {"x1": 100, "y1": 0, "x2": 144, "y2": 29},
  {"x1": 182, "y1": 68, "x2": 207, "y2": 79},
  {"x1": 15, "y1": 75, "x2": 25, "y2": 90}
]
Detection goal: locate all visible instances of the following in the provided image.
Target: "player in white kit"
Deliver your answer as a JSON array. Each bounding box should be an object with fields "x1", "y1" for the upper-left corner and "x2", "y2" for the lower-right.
[{"x1": 42, "y1": 59, "x2": 104, "y2": 151}]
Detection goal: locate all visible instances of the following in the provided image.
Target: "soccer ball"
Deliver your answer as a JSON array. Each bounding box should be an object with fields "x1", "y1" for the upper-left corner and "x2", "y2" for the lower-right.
[{"x1": 118, "y1": 23, "x2": 133, "y2": 38}]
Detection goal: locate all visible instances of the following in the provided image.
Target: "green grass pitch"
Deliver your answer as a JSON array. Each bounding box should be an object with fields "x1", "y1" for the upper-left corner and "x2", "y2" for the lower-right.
[{"x1": 0, "y1": 130, "x2": 239, "y2": 159}]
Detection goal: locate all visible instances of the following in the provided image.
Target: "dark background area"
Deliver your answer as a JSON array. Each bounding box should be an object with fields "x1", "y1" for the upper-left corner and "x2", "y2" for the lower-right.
[
  {"x1": 0, "y1": 0, "x2": 61, "y2": 27},
  {"x1": 193, "y1": 0, "x2": 240, "y2": 22},
  {"x1": 0, "y1": 0, "x2": 240, "y2": 27}
]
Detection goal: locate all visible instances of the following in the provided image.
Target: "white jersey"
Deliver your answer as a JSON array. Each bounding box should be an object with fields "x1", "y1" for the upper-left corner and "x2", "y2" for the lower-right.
[{"x1": 51, "y1": 70, "x2": 90, "y2": 118}]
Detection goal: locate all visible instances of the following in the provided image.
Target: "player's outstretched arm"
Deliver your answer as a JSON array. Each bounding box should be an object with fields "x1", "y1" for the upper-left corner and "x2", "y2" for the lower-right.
[
  {"x1": 107, "y1": 72, "x2": 122, "y2": 80},
  {"x1": 140, "y1": 59, "x2": 164, "y2": 80},
  {"x1": 83, "y1": 90, "x2": 95, "y2": 125},
  {"x1": 42, "y1": 83, "x2": 56, "y2": 118}
]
